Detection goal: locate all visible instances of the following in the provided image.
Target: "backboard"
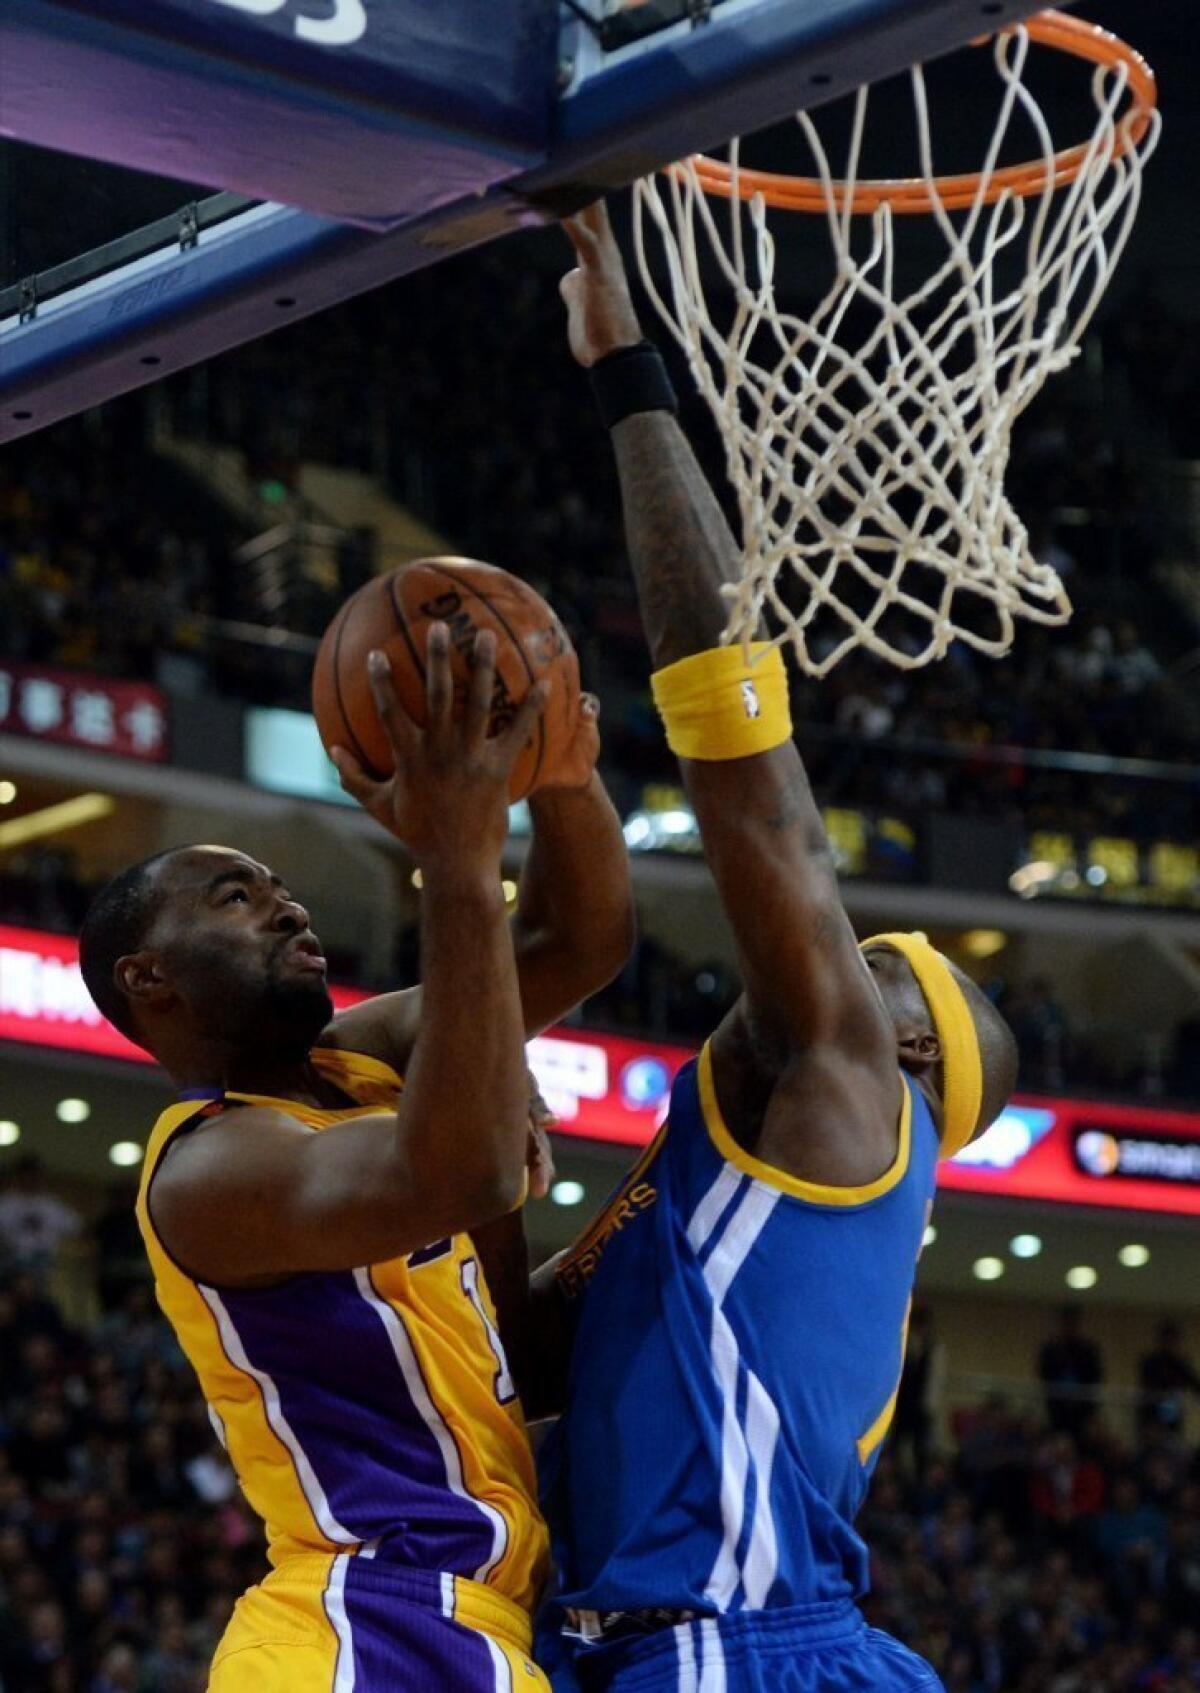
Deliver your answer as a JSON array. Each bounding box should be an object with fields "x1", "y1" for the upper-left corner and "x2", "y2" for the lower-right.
[{"x1": 0, "y1": 0, "x2": 1052, "y2": 441}]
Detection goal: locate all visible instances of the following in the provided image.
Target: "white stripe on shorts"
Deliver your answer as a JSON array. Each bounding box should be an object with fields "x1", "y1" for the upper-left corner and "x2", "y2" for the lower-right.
[
  {"x1": 697, "y1": 1617, "x2": 726, "y2": 1693},
  {"x1": 322, "y1": 1552, "x2": 357, "y2": 1693},
  {"x1": 675, "y1": 1621, "x2": 698, "y2": 1693},
  {"x1": 483, "y1": 1631, "x2": 512, "y2": 1693}
]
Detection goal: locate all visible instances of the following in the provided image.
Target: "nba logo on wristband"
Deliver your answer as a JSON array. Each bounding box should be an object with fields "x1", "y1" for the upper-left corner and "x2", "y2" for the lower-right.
[{"x1": 741, "y1": 680, "x2": 762, "y2": 720}]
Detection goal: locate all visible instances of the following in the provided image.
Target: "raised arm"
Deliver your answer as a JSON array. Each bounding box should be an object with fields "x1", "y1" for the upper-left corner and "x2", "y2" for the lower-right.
[
  {"x1": 327, "y1": 695, "x2": 633, "y2": 1068},
  {"x1": 563, "y1": 206, "x2": 899, "y2": 1178},
  {"x1": 509, "y1": 711, "x2": 634, "y2": 1034},
  {"x1": 150, "y1": 631, "x2": 544, "y2": 1284}
]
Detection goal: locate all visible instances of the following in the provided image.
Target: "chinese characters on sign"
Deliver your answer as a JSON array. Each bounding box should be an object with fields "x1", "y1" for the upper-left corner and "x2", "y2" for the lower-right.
[{"x1": 0, "y1": 665, "x2": 168, "y2": 762}]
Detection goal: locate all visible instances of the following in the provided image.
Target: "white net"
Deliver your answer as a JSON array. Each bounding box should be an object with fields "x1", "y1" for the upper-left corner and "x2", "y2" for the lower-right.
[{"x1": 633, "y1": 22, "x2": 1161, "y2": 676}]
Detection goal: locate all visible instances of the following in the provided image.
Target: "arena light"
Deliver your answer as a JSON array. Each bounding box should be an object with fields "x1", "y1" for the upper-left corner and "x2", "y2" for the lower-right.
[
  {"x1": 1009, "y1": 1233, "x2": 1043, "y2": 1258},
  {"x1": 0, "y1": 793, "x2": 115, "y2": 851},
  {"x1": 1008, "y1": 860, "x2": 1058, "y2": 898},
  {"x1": 1118, "y1": 1243, "x2": 1150, "y2": 1268},
  {"x1": 550, "y1": 1180, "x2": 586, "y2": 1207},
  {"x1": 972, "y1": 1256, "x2": 1005, "y2": 1281},
  {"x1": 922, "y1": 1224, "x2": 937, "y2": 1248},
  {"x1": 55, "y1": 1097, "x2": 91, "y2": 1124},
  {"x1": 108, "y1": 1142, "x2": 144, "y2": 1168},
  {"x1": 0, "y1": 781, "x2": 16, "y2": 805},
  {"x1": 0, "y1": 1120, "x2": 19, "y2": 1146},
  {"x1": 962, "y1": 929, "x2": 1007, "y2": 961},
  {"x1": 1065, "y1": 1265, "x2": 1098, "y2": 1290}
]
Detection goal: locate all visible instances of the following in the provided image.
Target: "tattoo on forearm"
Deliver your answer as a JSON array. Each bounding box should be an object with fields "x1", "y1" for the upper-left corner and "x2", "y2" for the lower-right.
[
  {"x1": 765, "y1": 770, "x2": 810, "y2": 833},
  {"x1": 612, "y1": 412, "x2": 750, "y2": 668}
]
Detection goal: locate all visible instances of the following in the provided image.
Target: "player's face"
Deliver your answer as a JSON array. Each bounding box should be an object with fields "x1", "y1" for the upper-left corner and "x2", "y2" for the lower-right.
[
  {"x1": 146, "y1": 847, "x2": 333, "y2": 1050},
  {"x1": 861, "y1": 945, "x2": 938, "y2": 1066},
  {"x1": 862, "y1": 945, "x2": 923, "y2": 1026}
]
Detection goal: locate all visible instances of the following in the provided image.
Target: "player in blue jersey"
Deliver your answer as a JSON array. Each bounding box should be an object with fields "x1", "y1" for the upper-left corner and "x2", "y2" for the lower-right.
[{"x1": 521, "y1": 206, "x2": 1021, "y2": 1693}]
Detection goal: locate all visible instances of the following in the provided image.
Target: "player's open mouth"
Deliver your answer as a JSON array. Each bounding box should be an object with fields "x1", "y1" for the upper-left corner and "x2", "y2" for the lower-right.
[{"x1": 287, "y1": 938, "x2": 327, "y2": 973}]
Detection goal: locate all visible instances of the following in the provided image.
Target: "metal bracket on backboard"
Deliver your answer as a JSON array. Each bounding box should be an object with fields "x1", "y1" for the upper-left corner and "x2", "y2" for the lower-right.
[
  {"x1": 572, "y1": 0, "x2": 721, "y2": 53},
  {"x1": 1, "y1": 0, "x2": 1056, "y2": 441}
]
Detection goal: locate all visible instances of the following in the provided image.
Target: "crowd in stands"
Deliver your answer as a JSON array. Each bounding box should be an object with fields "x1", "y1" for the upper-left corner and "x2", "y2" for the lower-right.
[
  {"x1": 2, "y1": 238, "x2": 1198, "y2": 837},
  {"x1": 0, "y1": 1166, "x2": 262, "y2": 1692},
  {"x1": 1, "y1": 1161, "x2": 1198, "y2": 1692},
  {"x1": 869, "y1": 1305, "x2": 1200, "y2": 1693},
  {"x1": 0, "y1": 405, "x2": 221, "y2": 690}
]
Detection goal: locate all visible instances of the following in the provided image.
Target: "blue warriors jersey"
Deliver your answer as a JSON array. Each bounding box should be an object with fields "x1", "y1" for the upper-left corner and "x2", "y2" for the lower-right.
[
  {"x1": 540, "y1": 1041, "x2": 938, "y2": 1631},
  {"x1": 137, "y1": 1047, "x2": 549, "y2": 1622}
]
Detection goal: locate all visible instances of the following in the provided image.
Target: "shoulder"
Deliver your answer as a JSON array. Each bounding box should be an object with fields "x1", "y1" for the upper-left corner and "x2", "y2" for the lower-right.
[
  {"x1": 154, "y1": 1100, "x2": 307, "y2": 1184},
  {"x1": 708, "y1": 1003, "x2": 905, "y2": 1193},
  {"x1": 318, "y1": 987, "x2": 421, "y2": 1074}
]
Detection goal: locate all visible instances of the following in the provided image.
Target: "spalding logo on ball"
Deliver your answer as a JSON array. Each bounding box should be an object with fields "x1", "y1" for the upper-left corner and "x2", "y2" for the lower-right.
[{"x1": 312, "y1": 558, "x2": 581, "y2": 802}]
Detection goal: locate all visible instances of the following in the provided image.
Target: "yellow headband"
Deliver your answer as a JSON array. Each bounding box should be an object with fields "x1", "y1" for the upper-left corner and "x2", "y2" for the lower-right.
[{"x1": 861, "y1": 932, "x2": 983, "y2": 1159}]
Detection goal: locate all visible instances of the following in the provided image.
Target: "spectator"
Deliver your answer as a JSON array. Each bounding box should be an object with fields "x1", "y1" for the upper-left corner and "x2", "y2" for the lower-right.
[
  {"x1": 0, "y1": 1156, "x2": 82, "y2": 1281},
  {"x1": 89, "y1": 1183, "x2": 146, "y2": 1314},
  {"x1": 1010, "y1": 977, "x2": 1072, "y2": 1091},
  {"x1": 894, "y1": 1303, "x2": 945, "y2": 1482},
  {"x1": 1095, "y1": 1475, "x2": 1170, "y2": 1608},
  {"x1": 1038, "y1": 1306, "x2": 1105, "y2": 1440},
  {"x1": 1029, "y1": 1431, "x2": 1106, "y2": 1553},
  {"x1": 1140, "y1": 1321, "x2": 1200, "y2": 1431},
  {"x1": 1109, "y1": 619, "x2": 1162, "y2": 696}
]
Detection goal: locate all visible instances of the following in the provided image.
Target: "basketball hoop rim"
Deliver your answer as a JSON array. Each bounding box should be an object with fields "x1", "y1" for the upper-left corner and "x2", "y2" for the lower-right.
[{"x1": 682, "y1": 10, "x2": 1157, "y2": 216}]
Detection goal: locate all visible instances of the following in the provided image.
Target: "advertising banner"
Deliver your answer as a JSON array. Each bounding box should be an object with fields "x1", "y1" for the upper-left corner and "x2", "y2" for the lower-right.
[{"x1": 3, "y1": 924, "x2": 1197, "y2": 1217}]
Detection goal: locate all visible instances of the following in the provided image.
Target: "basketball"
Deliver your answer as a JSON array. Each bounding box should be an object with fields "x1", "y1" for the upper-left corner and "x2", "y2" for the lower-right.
[{"x1": 311, "y1": 557, "x2": 580, "y2": 801}]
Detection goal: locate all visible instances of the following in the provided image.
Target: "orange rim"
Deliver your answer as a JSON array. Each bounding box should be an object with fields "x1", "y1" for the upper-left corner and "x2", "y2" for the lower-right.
[{"x1": 684, "y1": 10, "x2": 1157, "y2": 215}]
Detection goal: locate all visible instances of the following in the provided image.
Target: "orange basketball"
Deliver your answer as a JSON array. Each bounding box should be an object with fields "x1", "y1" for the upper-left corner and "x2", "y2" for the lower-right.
[{"x1": 312, "y1": 558, "x2": 580, "y2": 802}]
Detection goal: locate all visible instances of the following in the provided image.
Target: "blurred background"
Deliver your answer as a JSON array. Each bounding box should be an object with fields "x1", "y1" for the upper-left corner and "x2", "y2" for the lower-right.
[{"x1": 1, "y1": 3, "x2": 1199, "y2": 1688}]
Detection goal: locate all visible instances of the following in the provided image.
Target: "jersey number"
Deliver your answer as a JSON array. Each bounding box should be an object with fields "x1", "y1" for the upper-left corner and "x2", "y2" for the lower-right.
[{"x1": 460, "y1": 1256, "x2": 517, "y2": 1406}]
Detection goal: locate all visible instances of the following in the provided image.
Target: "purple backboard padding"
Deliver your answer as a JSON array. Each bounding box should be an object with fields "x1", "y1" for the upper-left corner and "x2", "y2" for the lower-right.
[
  {"x1": 0, "y1": 0, "x2": 1062, "y2": 440},
  {"x1": 0, "y1": 0, "x2": 557, "y2": 228}
]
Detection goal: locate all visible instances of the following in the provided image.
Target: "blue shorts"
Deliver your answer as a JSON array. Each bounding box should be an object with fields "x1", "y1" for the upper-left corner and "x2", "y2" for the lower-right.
[
  {"x1": 209, "y1": 1554, "x2": 549, "y2": 1692},
  {"x1": 541, "y1": 1599, "x2": 943, "y2": 1693}
]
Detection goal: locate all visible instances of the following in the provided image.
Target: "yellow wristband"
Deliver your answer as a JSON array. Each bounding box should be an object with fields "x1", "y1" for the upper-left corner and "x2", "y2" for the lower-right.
[{"x1": 651, "y1": 643, "x2": 792, "y2": 761}]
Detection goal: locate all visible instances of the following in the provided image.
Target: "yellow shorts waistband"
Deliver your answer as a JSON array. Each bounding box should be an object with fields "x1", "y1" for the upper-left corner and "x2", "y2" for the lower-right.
[{"x1": 262, "y1": 1554, "x2": 534, "y2": 1657}]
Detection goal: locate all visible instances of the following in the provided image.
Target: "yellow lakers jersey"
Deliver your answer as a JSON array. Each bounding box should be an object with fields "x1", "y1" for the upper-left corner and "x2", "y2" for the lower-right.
[{"x1": 136, "y1": 1046, "x2": 549, "y2": 1614}]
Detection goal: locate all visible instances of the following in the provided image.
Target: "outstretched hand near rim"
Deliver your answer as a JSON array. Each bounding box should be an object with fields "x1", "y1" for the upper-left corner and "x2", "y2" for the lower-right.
[
  {"x1": 560, "y1": 201, "x2": 644, "y2": 368},
  {"x1": 330, "y1": 625, "x2": 546, "y2": 869}
]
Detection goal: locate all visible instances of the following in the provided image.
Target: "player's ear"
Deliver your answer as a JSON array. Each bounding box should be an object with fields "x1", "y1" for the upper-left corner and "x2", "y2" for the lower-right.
[{"x1": 115, "y1": 951, "x2": 172, "y2": 1011}]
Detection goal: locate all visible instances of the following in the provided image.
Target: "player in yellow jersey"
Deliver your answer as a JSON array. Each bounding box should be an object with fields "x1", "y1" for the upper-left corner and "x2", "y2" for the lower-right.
[{"x1": 78, "y1": 626, "x2": 634, "y2": 1692}]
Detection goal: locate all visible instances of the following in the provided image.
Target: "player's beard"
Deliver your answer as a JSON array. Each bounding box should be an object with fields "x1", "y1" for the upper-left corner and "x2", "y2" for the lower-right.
[
  {"x1": 184, "y1": 942, "x2": 334, "y2": 1057},
  {"x1": 260, "y1": 960, "x2": 335, "y2": 1055}
]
